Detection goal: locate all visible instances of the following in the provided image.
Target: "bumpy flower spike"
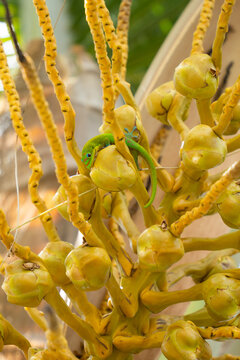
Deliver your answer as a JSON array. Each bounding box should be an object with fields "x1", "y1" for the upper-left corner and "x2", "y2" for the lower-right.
[
  {"x1": 96, "y1": 0, "x2": 122, "y2": 78},
  {"x1": 211, "y1": 0, "x2": 235, "y2": 72},
  {"x1": 0, "y1": 38, "x2": 61, "y2": 243},
  {"x1": 33, "y1": 0, "x2": 84, "y2": 174},
  {"x1": 117, "y1": 0, "x2": 132, "y2": 79},
  {"x1": 85, "y1": 0, "x2": 138, "y2": 179},
  {"x1": 32, "y1": 0, "x2": 108, "y2": 249},
  {"x1": 191, "y1": 0, "x2": 215, "y2": 55},
  {"x1": 213, "y1": 73, "x2": 240, "y2": 137},
  {"x1": 211, "y1": 88, "x2": 240, "y2": 135}
]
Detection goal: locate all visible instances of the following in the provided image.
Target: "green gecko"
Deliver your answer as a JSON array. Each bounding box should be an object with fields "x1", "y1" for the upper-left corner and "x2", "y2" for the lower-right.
[{"x1": 81, "y1": 127, "x2": 157, "y2": 208}]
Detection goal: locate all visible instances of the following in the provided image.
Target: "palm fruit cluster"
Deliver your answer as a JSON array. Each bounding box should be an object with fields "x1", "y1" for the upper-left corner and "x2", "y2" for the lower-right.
[{"x1": 0, "y1": 0, "x2": 240, "y2": 360}]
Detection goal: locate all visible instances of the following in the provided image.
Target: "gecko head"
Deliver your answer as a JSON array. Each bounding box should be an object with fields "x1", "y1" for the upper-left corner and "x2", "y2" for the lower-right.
[{"x1": 82, "y1": 152, "x2": 92, "y2": 168}]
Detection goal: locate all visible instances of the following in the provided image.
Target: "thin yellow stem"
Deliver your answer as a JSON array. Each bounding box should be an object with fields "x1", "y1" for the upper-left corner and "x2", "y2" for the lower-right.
[
  {"x1": 196, "y1": 98, "x2": 215, "y2": 127},
  {"x1": 141, "y1": 283, "x2": 203, "y2": 313},
  {"x1": 182, "y1": 230, "x2": 240, "y2": 252}
]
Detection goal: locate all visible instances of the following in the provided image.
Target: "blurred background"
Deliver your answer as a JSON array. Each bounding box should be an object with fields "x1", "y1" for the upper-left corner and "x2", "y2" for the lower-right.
[{"x1": 0, "y1": 0, "x2": 190, "y2": 91}]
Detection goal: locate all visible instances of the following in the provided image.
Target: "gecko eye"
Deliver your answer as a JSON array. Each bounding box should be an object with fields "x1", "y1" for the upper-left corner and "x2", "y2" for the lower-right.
[{"x1": 86, "y1": 153, "x2": 91, "y2": 158}]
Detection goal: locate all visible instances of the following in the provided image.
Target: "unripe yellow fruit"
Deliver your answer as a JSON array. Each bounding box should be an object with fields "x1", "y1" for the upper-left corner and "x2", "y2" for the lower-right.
[
  {"x1": 53, "y1": 175, "x2": 96, "y2": 221},
  {"x1": 90, "y1": 145, "x2": 137, "y2": 192},
  {"x1": 145, "y1": 81, "x2": 175, "y2": 124},
  {"x1": 202, "y1": 273, "x2": 240, "y2": 321},
  {"x1": 100, "y1": 105, "x2": 137, "y2": 135},
  {"x1": 161, "y1": 320, "x2": 212, "y2": 360},
  {"x1": 216, "y1": 181, "x2": 240, "y2": 229},
  {"x1": 174, "y1": 54, "x2": 218, "y2": 99},
  {"x1": 65, "y1": 246, "x2": 112, "y2": 291},
  {"x1": 2, "y1": 259, "x2": 54, "y2": 307},
  {"x1": 181, "y1": 124, "x2": 227, "y2": 171},
  {"x1": 137, "y1": 225, "x2": 184, "y2": 272},
  {"x1": 39, "y1": 242, "x2": 74, "y2": 286}
]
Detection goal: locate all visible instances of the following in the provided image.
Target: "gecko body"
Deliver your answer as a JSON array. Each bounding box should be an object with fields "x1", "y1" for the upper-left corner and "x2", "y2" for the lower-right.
[{"x1": 81, "y1": 131, "x2": 157, "y2": 208}]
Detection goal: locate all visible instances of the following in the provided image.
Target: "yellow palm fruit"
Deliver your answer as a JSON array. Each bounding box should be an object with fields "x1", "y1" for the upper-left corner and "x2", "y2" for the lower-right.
[
  {"x1": 216, "y1": 181, "x2": 240, "y2": 229},
  {"x1": 52, "y1": 175, "x2": 96, "y2": 221},
  {"x1": 174, "y1": 54, "x2": 218, "y2": 99},
  {"x1": 2, "y1": 259, "x2": 54, "y2": 307},
  {"x1": 90, "y1": 145, "x2": 137, "y2": 192},
  {"x1": 145, "y1": 81, "x2": 175, "y2": 124},
  {"x1": 137, "y1": 225, "x2": 184, "y2": 272},
  {"x1": 181, "y1": 124, "x2": 227, "y2": 171},
  {"x1": 161, "y1": 320, "x2": 212, "y2": 360},
  {"x1": 65, "y1": 246, "x2": 112, "y2": 291},
  {"x1": 100, "y1": 105, "x2": 137, "y2": 135},
  {"x1": 202, "y1": 273, "x2": 240, "y2": 321},
  {"x1": 39, "y1": 242, "x2": 74, "y2": 286}
]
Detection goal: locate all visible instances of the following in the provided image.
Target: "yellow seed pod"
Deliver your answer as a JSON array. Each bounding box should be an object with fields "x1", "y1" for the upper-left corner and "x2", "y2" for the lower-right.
[
  {"x1": 202, "y1": 273, "x2": 240, "y2": 321},
  {"x1": 145, "y1": 81, "x2": 175, "y2": 124},
  {"x1": 137, "y1": 225, "x2": 184, "y2": 272},
  {"x1": 39, "y1": 242, "x2": 74, "y2": 286},
  {"x1": 2, "y1": 259, "x2": 54, "y2": 307},
  {"x1": 181, "y1": 124, "x2": 227, "y2": 171},
  {"x1": 52, "y1": 175, "x2": 96, "y2": 221},
  {"x1": 216, "y1": 181, "x2": 240, "y2": 229},
  {"x1": 65, "y1": 246, "x2": 112, "y2": 291},
  {"x1": 161, "y1": 320, "x2": 212, "y2": 360},
  {"x1": 90, "y1": 145, "x2": 137, "y2": 192},
  {"x1": 100, "y1": 105, "x2": 137, "y2": 134},
  {"x1": 174, "y1": 54, "x2": 218, "y2": 99}
]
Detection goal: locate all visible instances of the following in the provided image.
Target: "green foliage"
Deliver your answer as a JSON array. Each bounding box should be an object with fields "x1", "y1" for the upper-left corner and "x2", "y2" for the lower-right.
[
  {"x1": 67, "y1": 0, "x2": 190, "y2": 92},
  {"x1": 0, "y1": 1, "x2": 20, "y2": 37}
]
